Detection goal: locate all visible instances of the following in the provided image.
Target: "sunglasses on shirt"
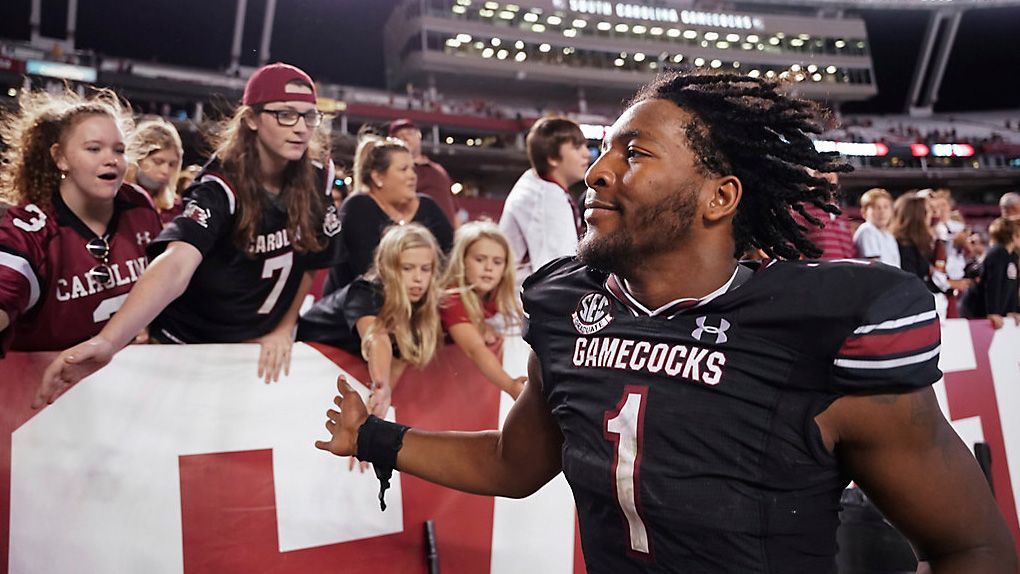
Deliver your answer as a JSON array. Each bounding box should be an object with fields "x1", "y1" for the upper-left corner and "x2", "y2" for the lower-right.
[{"x1": 85, "y1": 236, "x2": 115, "y2": 288}]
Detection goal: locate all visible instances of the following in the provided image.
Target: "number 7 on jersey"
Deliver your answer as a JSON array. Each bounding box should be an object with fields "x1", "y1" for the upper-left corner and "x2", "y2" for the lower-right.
[{"x1": 604, "y1": 385, "x2": 651, "y2": 555}]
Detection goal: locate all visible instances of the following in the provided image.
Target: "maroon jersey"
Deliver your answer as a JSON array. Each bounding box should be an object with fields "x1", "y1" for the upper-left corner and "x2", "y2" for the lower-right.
[{"x1": 0, "y1": 185, "x2": 162, "y2": 354}]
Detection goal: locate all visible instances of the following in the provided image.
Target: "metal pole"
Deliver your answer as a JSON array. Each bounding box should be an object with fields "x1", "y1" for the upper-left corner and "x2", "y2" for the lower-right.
[
  {"x1": 30, "y1": 0, "x2": 42, "y2": 45},
  {"x1": 229, "y1": 0, "x2": 249, "y2": 73},
  {"x1": 66, "y1": 0, "x2": 78, "y2": 50},
  {"x1": 258, "y1": 0, "x2": 278, "y2": 65}
]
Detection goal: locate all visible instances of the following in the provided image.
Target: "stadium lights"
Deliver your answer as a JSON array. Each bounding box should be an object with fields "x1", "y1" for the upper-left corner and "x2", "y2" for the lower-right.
[
  {"x1": 451, "y1": 183, "x2": 464, "y2": 195},
  {"x1": 673, "y1": 54, "x2": 684, "y2": 62},
  {"x1": 456, "y1": 0, "x2": 471, "y2": 4},
  {"x1": 506, "y1": 3, "x2": 519, "y2": 11},
  {"x1": 826, "y1": 65, "x2": 837, "y2": 74},
  {"x1": 515, "y1": 40, "x2": 524, "y2": 49},
  {"x1": 710, "y1": 59, "x2": 722, "y2": 68},
  {"x1": 497, "y1": 49, "x2": 509, "y2": 59},
  {"x1": 726, "y1": 33, "x2": 740, "y2": 42},
  {"x1": 445, "y1": 39, "x2": 461, "y2": 48},
  {"x1": 746, "y1": 35, "x2": 759, "y2": 43},
  {"x1": 539, "y1": 43, "x2": 551, "y2": 52},
  {"x1": 732, "y1": 61, "x2": 740, "y2": 68},
  {"x1": 344, "y1": 177, "x2": 353, "y2": 186},
  {"x1": 484, "y1": 1, "x2": 498, "y2": 9},
  {"x1": 563, "y1": 29, "x2": 577, "y2": 37},
  {"x1": 633, "y1": 25, "x2": 647, "y2": 34},
  {"x1": 547, "y1": 15, "x2": 562, "y2": 25},
  {"x1": 717, "y1": 41, "x2": 730, "y2": 49},
  {"x1": 457, "y1": 34, "x2": 472, "y2": 43},
  {"x1": 749, "y1": 69, "x2": 760, "y2": 77},
  {"x1": 614, "y1": 58, "x2": 625, "y2": 67},
  {"x1": 932, "y1": 143, "x2": 975, "y2": 157},
  {"x1": 681, "y1": 30, "x2": 696, "y2": 39},
  {"x1": 515, "y1": 52, "x2": 527, "y2": 62},
  {"x1": 704, "y1": 32, "x2": 719, "y2": 41},
  {"x1": 769, "y1": 37, "x2": 780, "y2": 45},
  {"x1": 446, "y1": 137, "x2": 455, "y2": 144},
  {"x1": 835, "y1": 40, "x2": 846, "y2": 49},
  {"x1": 452, "y1": 5, "x2": 467, "y2": 14},
  {"x1": 573, "y1": 19, "x2": 587, "y2": 28},
  {"x1": 790, "y1": 38, "x2": 804, "y2": 47},
  {"x1": 798, "y1": 34, "x2": 810, "y2": 40},
  {"x1": 491, "y1": 38, "x2": 501, "y2": 46},
  {"x1": 650, "y1": 27, "x2": 663, "y2": 35},
  {"x1": 634, "y1": 53, "x2": 646, "y2": 61},
  {"x1": 911, "y1": 144, "x2": 929, "y2": 157},
  {"x1": 807, "y1": 64, "x2": 817, "y2": 73},
  {"x1": 474, "y1": 41, "x2": 485, "y2": 49},
  {"x1": 532, "y1": 23, "x2": 546, "y2": 32},
  {"x1": 615, "y1": 23, "x2": 629, "y2": 32},
  {"x1": 597, "y1": 22, "x2": 612, "y2": 31},
  {"x1": 482, "y1": 47, "x2": 495, "y2": 58},
  {"x1": 499, "y1": 10, "x2": 515, "y2": 19},
  {"x1": 814, "y1": 141, "x2": 889, "y2": 157},
  {"x1": 694, "y1": 57, "x2": 705, "y2": 66},
  {"x1": 741, "y1": 43, "x2": 753, "y2": 50},
  {"x1": 791, "y1": 64, "x2": 801, "y2": 72},
  {"x1": 812, "y1": 73, "x2": 822, "y2": 81},
  {"x1": 523, "y1": 12, "x2": 538, "y2": 22},
  {"x1": 765, "y1": 70, "x2": 776, "y2": 78},
  {"x1": 649, "y1": 62, "x2": 658, "y2": 69},
  {"x1": 479, "y1": 8, "x2": 494, "y2": 17}
]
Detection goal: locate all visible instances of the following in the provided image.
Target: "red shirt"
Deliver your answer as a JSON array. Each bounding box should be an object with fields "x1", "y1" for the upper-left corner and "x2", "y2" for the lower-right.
[
  {"x1": 415, "y1": 159, "x2": 457, "y2": 225},
  {"x1": 792, "y1": 204, "x2": 856, "y2": 260},
  {"x1": 440, "y1": 290, "x2": 499, "y2": 331},
  {"x1": 0, "y1": 185, "x2": 162, "y2": 354}
]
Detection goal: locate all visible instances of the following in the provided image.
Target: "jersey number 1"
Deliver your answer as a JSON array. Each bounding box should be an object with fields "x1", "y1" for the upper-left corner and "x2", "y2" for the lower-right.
[{"x1": 604, "y1": 386, "x2": 651, "y2": 555}]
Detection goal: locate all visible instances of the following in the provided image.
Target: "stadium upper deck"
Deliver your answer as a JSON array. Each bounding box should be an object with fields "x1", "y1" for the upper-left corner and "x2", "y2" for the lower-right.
[{"x1": 384, "y1": 0, "x2": 877, "y2": 111}]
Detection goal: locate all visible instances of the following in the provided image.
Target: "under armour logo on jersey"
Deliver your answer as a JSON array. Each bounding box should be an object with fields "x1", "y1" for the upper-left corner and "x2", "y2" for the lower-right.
[
  {"x1": 572, "y1": 292, "x2": 614, "y2": 335},
  {"x1": 692, "y1": 316, "x2": 730, "y2": 344},
  {"x1": 136, "y1": 231, "x2": 152, "y2": 246}
]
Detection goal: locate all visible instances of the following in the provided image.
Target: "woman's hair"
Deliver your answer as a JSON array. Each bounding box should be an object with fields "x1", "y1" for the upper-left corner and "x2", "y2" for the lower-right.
[
  {"x1": 125, "y1": 117, "x2": 183, "y2": 210},
  {"x1": 352, "y1": 133, "x2": 409, "y2": 192},
  {"x1": 988, "y1": 217, "x2": 1020, "y2": 247},
  {"x1": 209, "y1": 93, "x2": 327, "y2": 254},
  {"x1": 0, "y1": 87, "x2": 133, "y2": 208},
  {"x1": 442, "y1": 220, "x2": 523, "y2": 330},
  {"x1": 363, "y1": 223, "x2": 443, "y2": 369},
  {"x1": 890, "y1": 193, "x2": 934, "y2": 257}
]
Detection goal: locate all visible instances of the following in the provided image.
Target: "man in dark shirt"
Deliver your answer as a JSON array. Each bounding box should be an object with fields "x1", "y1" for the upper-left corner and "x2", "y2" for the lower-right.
[
  {"x1": 316, "y1": 72, "x2": 1016, "y2": 573},
  {"x1": 389, "y1": 119, "x2": 458, "y2": 228}
]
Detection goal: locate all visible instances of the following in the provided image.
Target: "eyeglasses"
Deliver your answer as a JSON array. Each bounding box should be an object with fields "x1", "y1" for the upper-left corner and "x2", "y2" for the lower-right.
[
  {"x1": 259, "y1": 108, "x2": 324, "y2": 128},
  {"x1": 85, "y1": 236, "x2": 114, "y2": 288}
]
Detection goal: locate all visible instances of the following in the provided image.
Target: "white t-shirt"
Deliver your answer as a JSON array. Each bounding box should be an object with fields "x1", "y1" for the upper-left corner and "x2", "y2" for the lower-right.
[
  {"x1": 853, "y1": 221, "x2": 901, "y2": 268},
  {"x1": 499, "y1": 169, "x2": 579, "y2": 291},
  {"x1": 936, "y1": 219, "x2": 967, "y2": 280}
]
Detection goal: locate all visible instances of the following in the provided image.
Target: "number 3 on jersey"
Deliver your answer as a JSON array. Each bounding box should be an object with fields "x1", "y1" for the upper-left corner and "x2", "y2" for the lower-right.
[{"x1": 604, "y1": 385, "x2": 651, "y2": 555}]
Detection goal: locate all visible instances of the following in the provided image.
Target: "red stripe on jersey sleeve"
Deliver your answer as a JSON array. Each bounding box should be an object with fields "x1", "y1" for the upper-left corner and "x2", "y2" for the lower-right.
[{"x1": 838, "y1": 320, "x2": 940, "y2": 358}]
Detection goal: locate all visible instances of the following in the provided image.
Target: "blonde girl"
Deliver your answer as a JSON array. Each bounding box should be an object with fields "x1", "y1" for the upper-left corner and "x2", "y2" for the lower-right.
[
  {"x1": 441, "y1": 220, "x2": 526, "y2": 398},
  {"x1": 298, "y1": 223, "x2": 443, "y2": 416},
  {"x1": 125, "y1": 117, "x2": 184, "y2": 224}
]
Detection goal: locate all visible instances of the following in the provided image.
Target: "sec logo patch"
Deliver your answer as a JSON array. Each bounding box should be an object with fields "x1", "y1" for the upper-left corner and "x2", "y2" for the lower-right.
[{"x1": 572, "y1": 292, "x2": 613, "y2": 335}]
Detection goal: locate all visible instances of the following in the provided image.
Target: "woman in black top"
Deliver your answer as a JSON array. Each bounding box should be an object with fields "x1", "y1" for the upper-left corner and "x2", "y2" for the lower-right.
[
  {"x1": 324, "y1": 136, "x2": 453, "y2": 294},
  {"x1": 891, "y1": 193, "x2": 943, "y2": 293},
  {"x1": 960, "y1": 217, "x2": 1020, "y2": 329}
]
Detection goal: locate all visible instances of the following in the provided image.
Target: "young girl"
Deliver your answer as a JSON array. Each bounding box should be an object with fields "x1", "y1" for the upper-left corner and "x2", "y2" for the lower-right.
[
  {"x1": 124, "y1": 117, "x2": 184, "y2": 225},
  {"x1": 298, "y1": 223, "x2": 442, "y2": 417},
  {"x1": 37, "y1": 62, "x2": 345, "y2": 406},
  {"x1": 0, "y1": 88, "x2": 162, "y2": 355},
  {"x1": 441, "y1": 221, "x2": 526, "y2": 398}
]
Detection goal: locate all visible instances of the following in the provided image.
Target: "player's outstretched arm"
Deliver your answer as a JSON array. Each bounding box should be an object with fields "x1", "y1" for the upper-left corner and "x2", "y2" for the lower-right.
[
  {"x1": 316, "y1": 351, "x2": 563, "y2": 498},
  {"x1": 34, "y1": 241, "x2": 203, "y2": 408},
  {"x1": 819, "y1": 387, "x2": 1017, "y2": 573}
]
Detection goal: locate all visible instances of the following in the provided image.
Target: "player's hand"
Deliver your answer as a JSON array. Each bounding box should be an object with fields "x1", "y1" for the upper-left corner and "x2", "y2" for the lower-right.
[
  {"x1": 989, "y1": 314, "x2": 1005, "y2": 330},
  {"x1": 246, "y1": 328, "x2": 293, "y2": 384},
  {"x1": 34, "y1": 335, "x2": 116, "y2": 408},
  {"x1": 366, "y1": 382, "x2": 392, "y2": 418},
  {"x1": 315, "y1": 376, "x2": 369, "y2": 458},
  {"x1": 508, "y1": 376, "x2": 527, "y2": 399}
]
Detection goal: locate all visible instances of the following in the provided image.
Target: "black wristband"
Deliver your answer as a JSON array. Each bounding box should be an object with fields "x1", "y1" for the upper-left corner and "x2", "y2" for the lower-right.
[{"x1": 356, "y1": 415, "x2": 411, "y2": 511}]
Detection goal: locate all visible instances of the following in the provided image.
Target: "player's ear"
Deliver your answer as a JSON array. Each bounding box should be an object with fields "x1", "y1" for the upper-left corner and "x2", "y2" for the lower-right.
[{"x1": 704, "y1": 175, "x2": 741, "y2": 222}]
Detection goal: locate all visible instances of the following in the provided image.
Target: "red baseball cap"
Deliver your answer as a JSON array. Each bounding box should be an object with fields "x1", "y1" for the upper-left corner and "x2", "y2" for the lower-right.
[
  {"x1": 243, "y1": 63, "x2": 317, "y2": 106},
  {"x1": 388, "y1": 118, "x2": 418, "y2": 136}
]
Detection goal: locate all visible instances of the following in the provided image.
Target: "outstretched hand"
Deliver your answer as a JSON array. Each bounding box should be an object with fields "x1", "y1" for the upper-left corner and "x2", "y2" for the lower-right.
[
  {"x1": 34, "y1": 335, "x2": 116, "y2": 408},
  {"x1": 246, "y1": 328, "x2": 293, "y2": 384},
  {"x1": 315, "y1": 375, "x2": 370, "y2": 458}
]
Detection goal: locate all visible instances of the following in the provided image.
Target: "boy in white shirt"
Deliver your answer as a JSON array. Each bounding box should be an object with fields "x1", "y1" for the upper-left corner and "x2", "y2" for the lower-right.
[{"x1": 853, "y1": 188, "x2": 900, "y2": 267}]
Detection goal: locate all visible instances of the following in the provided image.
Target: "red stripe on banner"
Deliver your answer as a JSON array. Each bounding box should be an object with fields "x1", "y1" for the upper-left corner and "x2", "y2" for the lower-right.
[
  {"x1": 837, "y1": 320, "x2": 940, "y2": 359},
  {"x1": 177, "y1": 345, "x2": 502, "y2": 574}
]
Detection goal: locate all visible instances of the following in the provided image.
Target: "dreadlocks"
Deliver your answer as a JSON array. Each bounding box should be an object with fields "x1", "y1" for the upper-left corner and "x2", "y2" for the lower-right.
[{"x1": 630, "y1": 71, "x2": 851, "y2": 260}]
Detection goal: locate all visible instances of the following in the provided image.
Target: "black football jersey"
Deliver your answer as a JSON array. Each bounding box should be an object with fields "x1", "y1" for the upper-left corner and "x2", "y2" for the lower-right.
[
  {"x1": 147, "y1": 160, "x2": 345, "y2": 343},
  {"x1": 522, "y1": 257, "x2": 941, "y2": 574}
]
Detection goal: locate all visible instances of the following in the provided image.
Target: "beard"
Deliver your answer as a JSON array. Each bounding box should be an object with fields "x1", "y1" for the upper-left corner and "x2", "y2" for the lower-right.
[{"x1": 577, "y1": 188, "x2": 698, "y2": 276}]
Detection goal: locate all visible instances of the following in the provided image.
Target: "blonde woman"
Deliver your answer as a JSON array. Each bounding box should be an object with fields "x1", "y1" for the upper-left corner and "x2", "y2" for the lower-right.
[
  {"x1": 323, "y1": 134, "x2": 453, "y2": 294},
  {"x1": 299, "y1": 223, "x2": 442, "y2": 416},
  {"x1": 125, "y1": 117, "x2": 184, "y2": 225},
  {"x1": 0, "y1": 88, "x2": 161, "y2": 355},
  {"x1": 37, "y1": 63, "x2": 344, "y2": 406},
  {"x1": 441, "y1": 220, "x2": 526, "y2": 398}
]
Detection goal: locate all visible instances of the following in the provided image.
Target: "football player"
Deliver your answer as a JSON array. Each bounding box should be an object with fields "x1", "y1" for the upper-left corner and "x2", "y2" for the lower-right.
[{"x1": 317, "y1": 71, "x2": 1016, "y2": 573}]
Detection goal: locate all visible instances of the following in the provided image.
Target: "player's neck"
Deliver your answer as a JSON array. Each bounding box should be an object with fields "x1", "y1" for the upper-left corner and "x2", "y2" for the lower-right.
[{"x1": 620, "y1": 249, "x2": 738, "y2": 310}]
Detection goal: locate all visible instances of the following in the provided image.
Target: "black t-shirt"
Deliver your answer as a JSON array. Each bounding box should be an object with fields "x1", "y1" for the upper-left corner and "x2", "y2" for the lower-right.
[
  {"x1": 147, "y1": 161, "x2": 345, "y2": 343},
  {"x1": 323, "y1": 193, "x2": 453, "y2": 295},
  {"x1": 960, "y1": 244, "x2": 1020, "y2": 318},
  {"x1": 522, "y1": 257, "x2": 941, "y2": 574},
  {"x1": 296, "y1": 277, "x2": 384, "y2": 355}
]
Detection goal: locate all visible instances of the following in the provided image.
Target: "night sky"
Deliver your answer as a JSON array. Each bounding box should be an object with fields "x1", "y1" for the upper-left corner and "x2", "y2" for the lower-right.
[{"x1": 1, "y1": 0, "x2": 1018, "y2": 114}]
